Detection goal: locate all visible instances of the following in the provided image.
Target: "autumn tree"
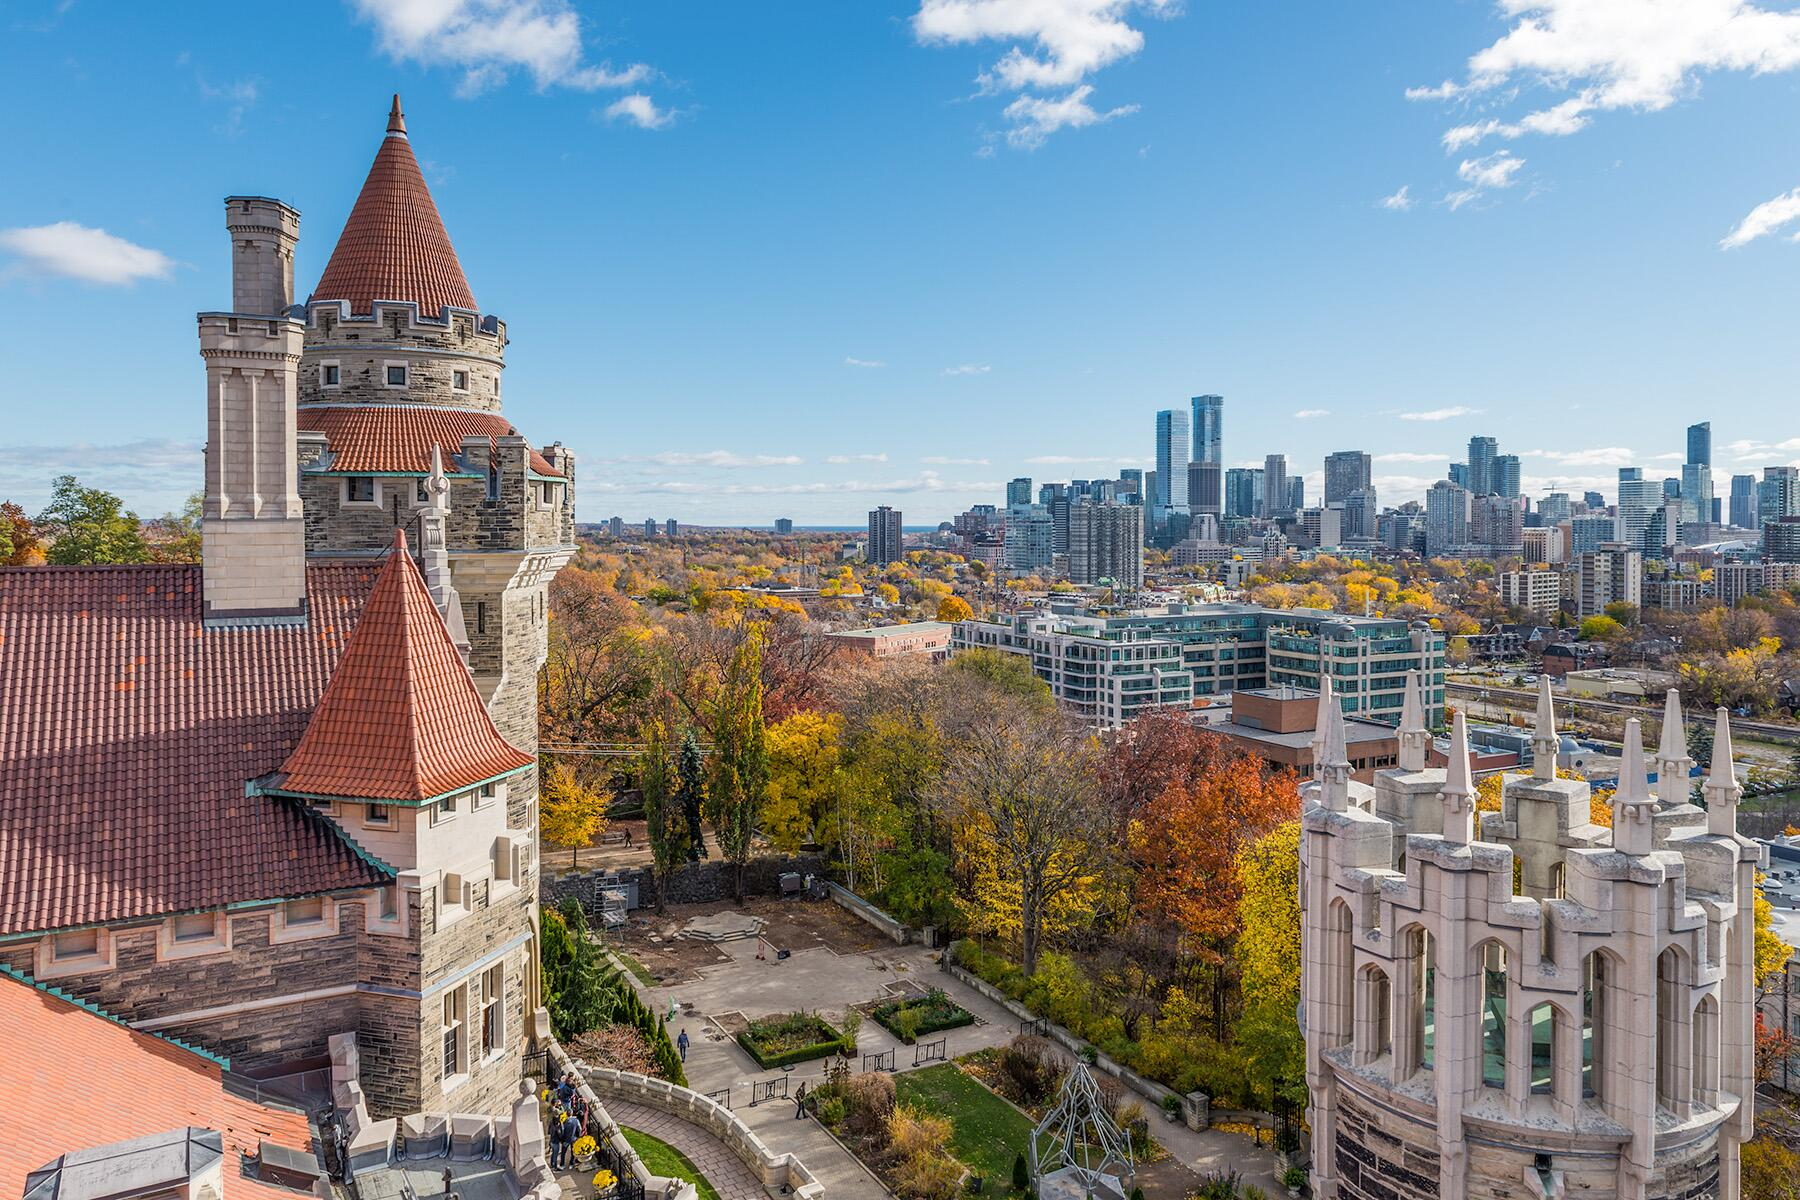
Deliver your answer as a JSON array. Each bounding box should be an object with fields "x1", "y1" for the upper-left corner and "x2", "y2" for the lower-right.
[
  {"x1": 540, "y1": 760, "x2": 607, "y2": 871},
  {"x1": 707, "y1": 625, "x2": 768, "y2": 901},
  {"x1": 763, "y1": 710, "x2": 842, "y2": 852},
  {"x1": 37, "y1": 475, "x2": 148, "y2": 565},
  {"x1": 540, "y1": 567, "x2": 658, "y2": 746},
  {"x1": 936, "y1": 594, "x2": 973, "y2": 623},
  {"x1": 146, "y1": 491, "x2": 203, "y2": 563},
  {"x1": 638, "y1": 720, "x2": 688, "y2": 912},
  {"x1": 943, "y1": 701, "x2": 1111, "y2": 975},
  {"x1": 0, "y1": 501, "x2": 44, "y2": 565},
  {"x1": 1235, "y1": 821, "x2": 1306, "y2": 1102}
]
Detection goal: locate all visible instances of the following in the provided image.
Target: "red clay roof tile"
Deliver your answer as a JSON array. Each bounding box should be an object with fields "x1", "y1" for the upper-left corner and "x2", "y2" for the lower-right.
[
  {"x1": 276, "y1": 534, "x2": 531, "y2": 803},
  {"x1": 0, "y1": 973, "x2": 315, "y2": 1200},
  {"x1": 0, "y1": 563, "x2": 387, "y2": 936},
  {"x1": 298, "y1": 404, "x2": 563, "y2": 476},
  {"x1": 310, "y1": 98, "x2": 476, "y2": 316}
]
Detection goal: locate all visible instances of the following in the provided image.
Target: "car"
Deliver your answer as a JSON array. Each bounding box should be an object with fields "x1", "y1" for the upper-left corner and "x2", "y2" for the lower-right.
[{"x1": 1523, "y1": 674, "x2": 1538, "y2": 684}]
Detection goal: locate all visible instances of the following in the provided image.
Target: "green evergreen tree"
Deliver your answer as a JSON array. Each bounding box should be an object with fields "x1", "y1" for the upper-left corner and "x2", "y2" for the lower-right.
[
  {"x1": 707, "y1": 626, "x2": 768, "y2": 902},
  {"x1": 1013, "y1": 1152, "x2": 1030, "y2": 1193},
  {"x1": 677, "y1": 730, "x2": 708, "y2": 861},
  {"x1": 640, "y1": 720, "x2": 689, "y2": 912},
  {"x1": 1688, "y1": 718, "x2": 1715, "y2": 770}
]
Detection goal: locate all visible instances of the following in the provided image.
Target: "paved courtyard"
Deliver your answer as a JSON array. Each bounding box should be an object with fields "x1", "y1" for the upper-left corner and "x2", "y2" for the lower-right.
[{"x1": 604, "y1": 898, "x2": 1283, "y2": 1197}]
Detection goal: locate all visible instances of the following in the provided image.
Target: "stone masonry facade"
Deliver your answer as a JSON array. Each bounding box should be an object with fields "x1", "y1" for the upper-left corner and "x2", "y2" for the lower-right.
[{"x1": 1303, "y1": 678, "x2": 1761, "y2": 1200}]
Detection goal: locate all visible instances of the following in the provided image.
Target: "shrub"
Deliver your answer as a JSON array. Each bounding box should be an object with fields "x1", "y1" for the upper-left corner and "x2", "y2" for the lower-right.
[
  {"x1": 873, "y1": 990, "x2": 977, "y2": 1044},
  {"x1": 888, "y1": 1102, "x2": 954, "y2": 1164},
  {"x1": 998, "y1": 1035, "x2": 1061, "y2": 1106},
  {"x1": 1012, "y1": 1152, "x2": 1029, "y2": 1193},
  {"x1": 737, "y1": 1012, "x2": 845, "y2": 1069},
  {"x1": 841, "y1": 1071, "x2": 896, "y2": 1139},
  {"x1": 1192, "y1": 1171, "x2": 1243, "y2": 1200},
  {"x1": 1114, "y1": 1099, "x2": 1148, "y2": 1148},
  {"x1": 891, "y1": 1146, "x2": 962, "y2": 1200},
  {"x1": 1162, "y1": 1094, "x2": 1184, "y2": 1116},
  {"x1": 841, "y1": 1009, "x2": 863, "y2": 1055},
  {"x1": 817, "y1": 1096, "x2": 847, "y2": 1127},
  {"x1": 1282, "y1": 1167, "x2": 1308, "y2": 1189}
]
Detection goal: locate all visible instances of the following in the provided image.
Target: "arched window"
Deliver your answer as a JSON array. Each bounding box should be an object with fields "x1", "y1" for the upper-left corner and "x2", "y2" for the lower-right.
[
  {"x1": 1528, "y1": 1003, "x2": 1556, "y2": 1094},
  {"x1": 1548, "y1": 862, "x2": 1567, "y2": 900},
  {"x1": 1657, "y1": 947, "x2": 1691, "y2": 1114},
  {"x1": 1325, "y1": 900, "x2": 1354, "y2": 1050},
  {"x1": 1357, "y1": 965, "x2": 1393, "y2": 1066},
  {"x1": 1693, "y1": 995, "x2": 1720, "y2": 1107},
  {"x1": 1583, "y1": 952, "x2": 1607, "y2": 1100},
  {"x1": 1480, "y1": 941, "x2": 1509, "y2": 1089},
  {"x1": 1415, "y1": 927, "x2": 1437, "y2": 1072}
]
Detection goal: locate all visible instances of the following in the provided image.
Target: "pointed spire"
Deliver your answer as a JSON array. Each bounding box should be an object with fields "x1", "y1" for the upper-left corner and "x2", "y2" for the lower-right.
[
  {"x1": 1705, "y1": 706, "x2": 1742, "y2": 836},
  {"x1": 1613, "y1": 718, "x2": 1655, "y2": 855},
  {"x1": 1532, "y1": 675, "x2": 1558, "y2": 780},
  {"x1": 276, "y1": 527, "x2": 529, "y2": 801},
  {"x1": 1654, "y1": 688, "x2": 1694, "y2": 805},
  {"x1": 1442, "y1": 711, "x2": 1475, "y2": 844},
  {"x1": 418, "y1": 444, "x2": 469, "y2": 660},
  {"x1": 1312, "y1": 678, "x2": 1352, "y2": 813},
  {"x1": 311, "y1": 97, "x2": 476, "y2": 316},
  {"x1": 1310, "y1": 676, "x2": 1335, "y2": 780},
  {"x1": 1398, "y1": 669, "x2": 1429, "y2": 771}
]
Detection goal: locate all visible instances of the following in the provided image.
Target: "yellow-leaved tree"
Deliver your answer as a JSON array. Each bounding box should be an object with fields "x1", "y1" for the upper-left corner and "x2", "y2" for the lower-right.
[
  {"x1": 1234, "y1": 821, "x2": 1305, "y2": 1102},
  {"x1": 762, "y1": 710, "x2": 843, "y2": 852},
  {"x1": 539, "y1": 760, "x2": 608, "y2": 870},
  {"x1": 936, "y1": 594, "x2": 974, "y2": 623}
]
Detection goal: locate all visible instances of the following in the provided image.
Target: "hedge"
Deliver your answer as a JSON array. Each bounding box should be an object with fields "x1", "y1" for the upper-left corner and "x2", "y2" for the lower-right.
[
  {"x1": 736, "y1": 1013, "x2": 847, "y2": 1070},
  {"x1": 872, "y1": 994, "x2": 976, "y2": 1044}
]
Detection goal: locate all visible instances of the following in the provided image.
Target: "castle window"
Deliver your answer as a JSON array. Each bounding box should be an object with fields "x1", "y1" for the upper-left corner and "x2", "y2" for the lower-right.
[
  {"x1": 320, "y1": 362, "x2": 341, "y2": 387},
  {"x1": 433, "y1": 793, "x2": 456, "y2": 825},
  {"x1": 474, "y1": 782, "x2": 494, "y2": 809},
  {"x1": 443, "y1": 987, "x2": 468, "y2": 1080},
  {"x1": 365, "y1": 802, "x2": 391, "y2": 827},
  {"x1": 486, "y1": 460, "x2": 500, "y2": 501},
  {"x1": 1583, "y1": 953, "x2": 1607, "y2": 1098},
  {"x1": 1479, "y1": 945, "x2": 1509, "y2": 1089},
  {"x1": 343, "y1": 476, "x2": 378, "y2": 506},
  {"x1": 379, "y1": 885, "x2": 399, "y2": 921},
  {"x1": 481, "y1": 964, "x2": 505, "y2": 1059},
  {"x1": 172, "y1": 912, "x2": 217, "y2": 943},
  {"x1": 476, "y1": 602, "x2": 488, "y2": 634},
  {"x1": 1529, "y1": 1003, "x2": 1556, "y2": 1093},
  {"x1": 493, "y1": 836, "x2": 516, "y2": 885},
  {"x1": 453, "y1": 370, "x2": 469, "y2": 391},
  {"x1": 383, "y1": 362, "x2": 408, "y2": 388}
]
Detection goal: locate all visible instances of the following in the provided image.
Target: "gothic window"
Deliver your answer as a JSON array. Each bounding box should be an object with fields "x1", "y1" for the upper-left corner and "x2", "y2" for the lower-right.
[
  {"x1": 1657, "y1": 947, "x2": 1691, "y2": 1113},
  {"x1": 481, "y1": 964, "x2": 504, "y2": 1059},
  {"x1": 1549, "y1": 862, "x2": 1567, "y2": 899},
  {"x1": 1480, "y1": 942, "x2": 1509, "y2": 1089},
  {"x1": 1529, "y1": 1003, "x2": 1556, "y2": 1094},
  {"x1": 1583, "y1": 952, "x2": 1607, "y2": 1099},
  {"x1": 1693, "y1": 995, "x2": 1720, "y2": 1106}
]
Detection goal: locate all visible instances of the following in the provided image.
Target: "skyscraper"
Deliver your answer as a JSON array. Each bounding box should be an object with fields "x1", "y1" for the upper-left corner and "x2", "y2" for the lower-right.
[
  {"x1": 867, "y1": 505, "x2": 902, "y2": 565},
  {"x1": 1425, "y1": 480, "x2": 1470, "y2": 554},
  {"x1": 1492, "y1": 454, "x2": 1521, "y2": 500},
  {"x1": 1761, "y1": 467, "x2": 1800, "y2": 528},
  {"x1": 1342, "y1": 487, "x2": 1378, "y2": 541},
  {"x1": 1191, "y1": 395, "x2": 1224, "y2": 465},
  {"x1": 1730, "y1": 474, "x2": 1758, "y2": 529},
  {"x1": 1003, "y1": 504, "x2": 1054, "y2": 572},
  {"x1": 1263, "y1": 454, "x2": 1289, "y2": 519},
  {"x1": 1187, "y1": 461, "x2": 1223, "y2": 517},
  {"x1": 1323, "y1": 451, "x2": 1372, "y2": 504},
  {"x1": 1225, "y1": 468, "x2": 1263, "y2": 519},
  {"x1": 1288, "y1": 476, "x2": 1305, "y2": 514},
  {"x1": 1687, "y1": 421, "x2": 1712, "y2": 468},
  {"x1": 1007, "y1": 477, "x2": 1033, "y2": 507},
  {"x1": 1467, "y1": 436, "x2": 1499, "y2": 496},
  {"x1": 1155, "y1": 409, "x2": 1190, "y2": 514},
  {"x1": 774, "y1": 518, "x2": 794, "y2": 535},
  {"x1": 1118, "y1": 468, "x2": 1144, "y2": 502},
  {"x1": 1616, "y1": 468, "x2": 1662, "y2": 547},
  {"x1": 1068, "y1": 501, "x2": 1144, "y2": 590}
]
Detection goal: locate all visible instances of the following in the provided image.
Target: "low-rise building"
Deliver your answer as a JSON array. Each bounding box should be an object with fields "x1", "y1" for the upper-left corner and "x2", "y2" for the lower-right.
[
  {"x1": 829, "y1": 621, "x2": 954, "y2": 660},
  {"x1": 1215, "y1": 686, "x2": 1399, "y2": 782}
]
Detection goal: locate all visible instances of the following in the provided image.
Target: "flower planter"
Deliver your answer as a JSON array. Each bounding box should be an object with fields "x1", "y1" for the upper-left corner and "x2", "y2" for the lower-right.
[{"x1": 574, "y1": 1151, "x2": 598, "y2": 1172}]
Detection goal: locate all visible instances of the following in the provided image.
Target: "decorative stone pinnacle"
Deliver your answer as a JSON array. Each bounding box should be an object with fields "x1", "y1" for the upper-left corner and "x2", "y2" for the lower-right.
[
  {"x1": 1613, "y1": 717, "x2": 1655, "y2": 854},
  {"x1": 1654, "y1": 688, "x2": 1693, "y2": 805},
  {"x1": 1705, "y1": 706, "x2": 1741, "y2": 836},
  {"x1": 387, "y1": 93, "x2": 407, "y2": 137},
  {"x1": 1398, "y1": 668, "x2": 1429, "y2": 772},
  {"x1": 1310, "y1": 676, "x2": 1335, "y2": 780},
  {"x1": 1442, "y1": 710, "x2": 1475, "y2": 844},
  {"x1": 1531, "y1": 675, "x2": 1558, "y2": 780}
]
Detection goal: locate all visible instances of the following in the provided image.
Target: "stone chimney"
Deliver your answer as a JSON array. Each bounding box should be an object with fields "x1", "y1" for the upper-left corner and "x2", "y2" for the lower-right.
[{"x1": 199, "y1": 197, "x2": 307, "y2": 623}]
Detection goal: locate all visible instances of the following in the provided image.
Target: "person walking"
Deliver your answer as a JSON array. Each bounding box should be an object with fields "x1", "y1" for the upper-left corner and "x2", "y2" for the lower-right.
[
  {"x1": 793, "y1": 1081, "x2": 808, "y2": 1120},
  {"x1": 676, "y1": 1029, "x2": 690, "y2": 1062}
]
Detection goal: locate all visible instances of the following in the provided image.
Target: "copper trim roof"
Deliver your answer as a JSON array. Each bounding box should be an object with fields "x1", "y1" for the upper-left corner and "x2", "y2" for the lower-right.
[
  {"x1": 0, "y1": 563, "x2": 388, "y2": 936},
  {"x1": 310, "y1": 96, "x2": 477, "y2": 316},
  {"x1": 297, "y1": 404, "x2": 563, "y2": 476},
  {"x1": 275, "y1": 533, "x2": 532, "y2": 803},
  {"x1": 0, "y1": 971, "x2": 314, "y2": 1200}
]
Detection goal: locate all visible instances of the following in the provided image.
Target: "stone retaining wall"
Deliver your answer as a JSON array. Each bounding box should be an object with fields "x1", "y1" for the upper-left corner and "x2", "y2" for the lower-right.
[
  {"x1": 822, "y1": 883, "x2": 909, "y2": 945},
  {"x1": 550, "y1": 1043, "x2": 825, "y2": 1199},
  {"x1": 545, "y1": 855, "x2": 829, "y2": 914}
]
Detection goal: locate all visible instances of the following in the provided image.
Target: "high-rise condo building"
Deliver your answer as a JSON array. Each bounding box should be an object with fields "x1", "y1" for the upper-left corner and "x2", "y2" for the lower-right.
[
  {"x1": 1449, "y1": 462, "x2": 1471, "y2": 490},
  {"x1": 1730, "y1": 475, "x2": 1757, "y2": 529},
  {"x1": 1118, "y1": 468, "x2": 1144, "y2": 501},
  {"x1": 1577, "y1": 545, "x2": 1642, "y2": 615},
  {"x1": 1323, "y1": 451, "x2": 1372, "y2": 504},
  {"x1": 1467, "y1": 436, "x2": 1499, "y2": 496},
  {"x1": 1187, "y1": 461, "x2": 1223, "y2": 517},
  {"x1": 1068, "y1": 501, "x2": 1144, "y2": 590},
  {"x1": 1191, "y1": 394, "x2": 1224, "y2": 465},
  {"x1": 1688, "y1": 421, "x2": 1712, "y2": 467},
  {"x1": 1759, "y1": 467, "x2": 1799, "y2": 528},
  {"x1": 867, "y1": 505, "x2": 903, "y2": 565},
  {"x1": 1583, "y1": 490, "x2": 1605, "y2": 510},
  {"x1": 1155, "y1": 409, "x2": 1190, "y2": 513},
  {"x1": 1342, "y1": 488, "x2": 1378, "y2": 541},
  {"x1": 1003, "y1": 504, "x2": 1054, "y2": 573},
  {"x1": 1007, "y1": 477, "x2": 1033, "y2": 507},
  {"x1": 1493, "y1": 454, "x2": 1521, "y2": 500},
  {"x1": 1766, "y1": 516, "x2": 1800, "y2": 564},
  {"x1": 1539, "y1": 492, "x2": 1572, "y2": 524},
  {"x1": 1616, "y1": 468, "x2": 1663, "y2": 547},
  {"x1": 1570, "y1": 514, "x2": 1616, "y2": 556},
  {"x1": 1425, "y1": 480, "x2": 1471, "y2": 554},
  {"x1": 1226, "y1": 468, "x2": 1264, "y2": 519},
  {"x1": 1264, "y1": 454, "x2": 1290, "y2": 518},
  {"x1": 774, "y1": 518, "x2": 794, "y2": 535},
  {"x1": 1471, "y1": 494, "x2": 1523, "y2": 550},
  {"x1": 1288, "y1": 476, "x2": 1306, "y2": 515},
  {"x1": 665, "y1": 518, "x2": 679, "y2": 538}
]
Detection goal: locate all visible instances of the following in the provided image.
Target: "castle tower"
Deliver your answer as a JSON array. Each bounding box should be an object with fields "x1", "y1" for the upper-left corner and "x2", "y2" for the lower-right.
[
  {"x1": 198, "y1": 197, "x2": 307, "y2": 621},
  {"x1": 295, "y1": 96, "x2": 575, "y2": 764},
  {"x1": 1303, "y1": 688, "x2": 1762, "y2": 1200}
]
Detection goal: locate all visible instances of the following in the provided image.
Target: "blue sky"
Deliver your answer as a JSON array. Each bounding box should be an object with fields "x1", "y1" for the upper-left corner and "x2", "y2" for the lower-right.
[{"x1": 6, "y1": 0, "x2": 1800, "y2": 526}]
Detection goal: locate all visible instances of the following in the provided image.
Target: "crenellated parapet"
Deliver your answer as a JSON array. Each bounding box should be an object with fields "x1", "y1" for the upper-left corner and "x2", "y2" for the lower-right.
[
  {"x1": 301, "y1": 299, "x2": 506, "y2": 411},
  {"x1": 1303, "y1": 674, "x2": 1763, "y2": 1200}
]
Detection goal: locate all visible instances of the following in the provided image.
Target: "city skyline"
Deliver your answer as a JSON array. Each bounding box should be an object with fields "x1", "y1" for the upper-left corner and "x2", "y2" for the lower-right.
[{"x1": 11, "y1": 3, "x2": 1800, "y2": 525}]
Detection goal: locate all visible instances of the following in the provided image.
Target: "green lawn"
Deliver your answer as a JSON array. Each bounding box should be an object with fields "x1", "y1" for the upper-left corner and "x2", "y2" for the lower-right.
[
  {"x1": 895, "y1": 1062, "x2": 1035, "y2": 1187},
  {"x1": 620, "y1": 1127, "x2": 722, "y2": 1200},
  {"x1": 605, "y1": 947, "x2": 661, "y2": 988}
]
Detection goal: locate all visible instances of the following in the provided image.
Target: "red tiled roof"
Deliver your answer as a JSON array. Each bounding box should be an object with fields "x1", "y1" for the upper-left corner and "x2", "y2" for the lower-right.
[
  {"x1": 0, "y1": 563, "x2": 388, "y2": 936},
  {"x1": 0, "y1": 972, "x2": 315, "y2": 1200},
  {"x1": 276, "y1": 534, "x2": 531, "y2": 803},
  {"x1": 298, "y1": 404, "x2": 564, "y2": 476},
  {"x1": 310, "y1": 96, "x2": 477, "y2": 316}
]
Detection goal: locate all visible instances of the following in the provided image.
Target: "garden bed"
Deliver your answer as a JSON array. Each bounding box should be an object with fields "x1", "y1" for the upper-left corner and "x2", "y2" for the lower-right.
[
  {"x1": 736, "y1": 1011, "x2": 846, "y2": 1069},
  {"x1": 895, "y1": 1062, "x2": 1035, "y2": 1186},
  {"x1": 871, "y1": 988, "x2": 976, "y2": 1044}
]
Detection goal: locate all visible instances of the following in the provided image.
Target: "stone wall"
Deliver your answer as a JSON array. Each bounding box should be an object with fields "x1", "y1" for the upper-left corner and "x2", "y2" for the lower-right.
[
  {"x1": 1333, "y1": 1092, "x2": 1439, "y2": 1200},
  {"x1": 300, "y1": 302, "x2": 504, "y2": 412},
  {"x1": 544, "y1": 855, "x2": 829, "y2": 915}
]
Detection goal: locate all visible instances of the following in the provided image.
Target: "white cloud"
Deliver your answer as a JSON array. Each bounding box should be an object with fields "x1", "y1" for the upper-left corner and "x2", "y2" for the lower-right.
[
  {"x1": 1375, "y1": 451, "x2": 1449, "y2": 463},
  {"x1": 1293, "y1": 408, "x2": 1331, "y2": 419},
  {"x1": 1379, "y1": 185, "x2": 1416, "y2": 212},
  {"x1": 1722, "y1": 186, "x2": 1800, "y2": 248},
  {"x1": 1025, "y1": 454, "x2": 1139, "y2": 466},
  {"x1": 603, "y1": 470, "x2": 1002, "y2": 496},
  {"x1": 1525, "y1": 445, "x2": 1638, "y2": 467},
  {"x1": 944, "y1": 363, "x2": 992, "y2": 375},
  {"x1": 602, "y1": 450, "x2": 803, "y2": 468},
  {"x1": 911, "y1": 0, "x2": 1177, "y2": 146},
  {"x1": 1002, "y1": 85, "x2": 1138, "y2": 149},
  {"x1": 845, "y1": 356, "x2": 887, "y2": 368},
  {"x1": 923, "y1": 455, "x2": 992, "y2": 465},
  {"x1": 350, "y1": 0, "x2": 656, "y2": 96},
  {"x1": 1410, "y1": 1, "x2": 1800, "y2": 157},
  {"x1": 0, "y1": 438, "x2": 202, "y2": 513},
  {"x1": 0, "y1": 223, "x2": 174, "y2": 285},
  {"x1": 827, "y1": 454, "x2": 890, "y2": 464},
  {"x1": 1396, "y1": 406, "x2": 1482, "y2": 422},
  {"x1": 1445, "y1": 150, "x2": 1525, "y2": 209},
  {"x1": 601, "y1": 93, "x2": 674, "y2": 130}
]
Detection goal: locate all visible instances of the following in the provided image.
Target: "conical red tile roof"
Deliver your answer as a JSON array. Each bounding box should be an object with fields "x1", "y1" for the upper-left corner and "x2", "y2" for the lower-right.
[
  {"x1": 276, "y1": 531, "x2": 530, "y2": 802},
  {"x1": 310, "y1": 95, "x2": 478, "y2": 316}
]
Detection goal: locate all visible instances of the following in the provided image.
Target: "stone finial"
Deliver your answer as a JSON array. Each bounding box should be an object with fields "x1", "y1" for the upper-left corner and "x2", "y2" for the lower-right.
[
  {"x1": 418, "y1": 445, "x2": 470, "y2": 660},
  {"x1": 387, "y1": 93, "x2": 407, "y2": 137},
  {"x1": 1318, "y1": 682, "x2": 1352, "y2": 813},
  {"x1": 1653, "y1": 688, "x2": 1694, "y2": 806},
  {"x1": 1310, "y1": 676, "x2": 1336, "y2": 781},
  {"x1": 1705, "y1": 706, "x2": 1742, "y2": 836},
  {"x1": 1398, "y1": 668, "x2": 1429, "y2": 771},
  {"x1": 1532, "y1": 675, "x2": 1558, "y2": 780},
  {"x1": 1442, "y1": 710, "x2": 1476, "y2": 844},
  {"x1": 1613, "y1": 717, "x2": 1656, "y2": 855}
]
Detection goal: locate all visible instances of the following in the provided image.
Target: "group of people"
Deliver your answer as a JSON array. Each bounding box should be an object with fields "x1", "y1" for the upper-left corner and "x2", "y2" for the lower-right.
[{"x1": 547, "y1": 1071, "x2": 592, "y2": 1170}]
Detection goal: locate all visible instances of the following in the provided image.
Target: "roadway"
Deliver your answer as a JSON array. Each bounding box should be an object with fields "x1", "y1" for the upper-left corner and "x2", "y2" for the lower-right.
[{"x1": 1445, "y1": 679, "x2": 1800, "y2": 747}]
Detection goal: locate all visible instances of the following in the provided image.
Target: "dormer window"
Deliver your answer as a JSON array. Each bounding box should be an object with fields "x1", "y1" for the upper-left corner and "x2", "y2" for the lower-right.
[
  {"x1": 320, "y1": 362, "x2": 341, "y2": 387},
  {"x1": 384, "y1": 362, "x2": 408, "y2": 388}
]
